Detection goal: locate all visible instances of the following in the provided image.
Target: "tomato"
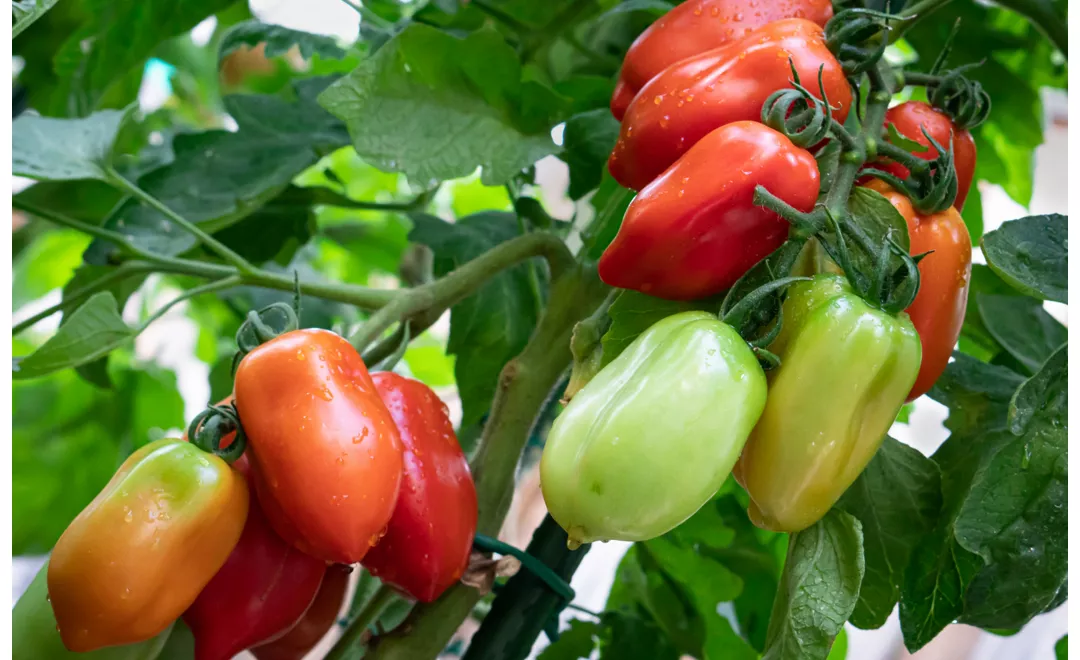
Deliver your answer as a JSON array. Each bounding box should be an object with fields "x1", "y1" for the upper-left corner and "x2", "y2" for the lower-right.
[
  {"x1": 14, "y1": 561, "x2": 175, "y2": 659},
  {"x1": 364, "y1": 372, "x2": 478, "y2": 603},
  {"x1": 48, "y1": 439, "x2": 249, "y2": 652},
  {"x1": 610, "y1": 0, "x2": 834, "y2": 120},
  {"x1": 608, "y1": 18, "x2": 852, "y2": 191},
  {"x1": 541, "y1": 311, "x2": 767, "y2": 547},
  {"x1": 864, "y1": 179, "x2": 972, "y2": 401},
  {"x1": 183, "y1": 464, "x2": 327, "y2": 660},
  {"x1": 735, "y1": 275, "x2": 921, "y2": 532},
  {"x1": 876, "y1": 101, "x2": 977, "y2": 210},
  {"x1": 599, "y1": 121, "x2": 819, "y2": 300},
  {"x1": 252, "y1": 565, "x2": 351, "y2": 660},
  {"x1": 234, "y1": 328, "x2": 404, "y2": 564}
]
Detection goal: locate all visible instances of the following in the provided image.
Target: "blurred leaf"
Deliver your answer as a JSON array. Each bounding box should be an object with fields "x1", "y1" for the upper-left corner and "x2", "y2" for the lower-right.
[
  {"x1": 599, "y1": 290, "x2": 715, "y2": 366},
  {"x1": 84, "y1": 78, "x2": 350, "y2": 262},
  {"x1": 607, "y1": 545, "x2": 704, "y2": 655},
  {"x1": 980, "y1": 213, "x2": 1067, "y2": 303},
  {"x1": 218, "y1": 20, "x2": 347, "y2": 65},
  {"x1": 403, "y1": 333, "x2": 457, "y2": 388},
  {"x1": 837, "y1": 437, "x2": 942, "y2": 630},
  {"x1": 959, "y1": 265, "x2": 1016, "y2": 357},
  {"x1": 12, "y1": 0, "x2": 60, "y2": 38},
  {"x1": 762, "y1": 510, "x2": 864, "y2": 660},
  {"x1": 14, "y1": 179, "x2": 124, "y2": 224},
  {"x1": 156, "y1": 620, "x2": 196, "y2": 660},
  {"x1": 216, "y1": 185, "x2": 318, "y2": 265},
  {"x1": 409, "y1": 212, "x2": 544, "y2": 428},
  {"x1": 13, "y1": 108, "x2": 132, "y2": 181},
  {"x1": 1056, "y1": 635, "x2": 1068, "y2": 660},
  {"x1": 560, "y1": 109, "x2": 620, "y2": 199},
  {"x1": 13, "y1": 230, "x2": 91, "y2": 311},
  {"x1": 319, "y1": 25, "x2": 569, "y2": 185},
  {"x1": 449, "y1": 176, "x2": 514, "y2": 217},
  {"x1": 599, "y1": 611, "x2": 679, "y2": 660},
  {"x1": 960, "y1": 182, "x2": 983, "y2": 243},
  {"x1": 582, "y1": 170, "x2": 632, "y2": 260},
  {"x1": 537, "y1": 619, "x2": 600, "y2": 659},
  {"x1": 976, "y1": 294, "x2": 1066, "y2": 374},
  {"x1": 14, "y1": 293, "x2": 134, "y2": 380}
]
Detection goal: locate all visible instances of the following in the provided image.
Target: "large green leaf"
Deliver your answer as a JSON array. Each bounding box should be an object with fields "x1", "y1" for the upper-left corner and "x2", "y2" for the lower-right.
[
  {"x1": 837, "y1": 438, "x2": 941, "y2": 630},
  {"x1": 581, "y1": 170, "x2": 633, "y2": 260},
  {"x1": 84, "y1": 78, "x2": 350, "y2": 262},
  {"x1": 408, "y1": 212, "x2": 545, "y2": 428},
  {"x1": 319, "y1": 25, "x2": 569, "y2": 185},
  {"x1": 981, "y1": 214, "x2": 1067, "y2": 303},
  {"x1": 13, "y1": 293, "x2": 134, "y2": 380},
  {"x1": 560, "y1": 108, "x2": 620, "y2": 200},
  {"x1": 976, "y1": 294, "x2": 1066, "y2": 373},
  {"x1": 13, "y1": 108, "x2": 131, "y2": 181},
  {"x1": 762, "y1": 510, "x2": 864, "y2": 660}
]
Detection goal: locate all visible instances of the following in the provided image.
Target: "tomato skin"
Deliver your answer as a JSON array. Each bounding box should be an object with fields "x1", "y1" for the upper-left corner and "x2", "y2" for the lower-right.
[
  {"x1": 609, "y1": 18, "x2": 852, "y2": 191},
  {"x1": 541, "y1": 311, "x2": 767, "y2": 547},
  {"x1": 48, "y1": 439, "x2": 249, "y2": 652},
  {"x1": 364, "y1": 372, "x2": 478, "y2": 603},
  {"x1": 600, "y1": 121, "x2": 819, "y2": 300},
  {"x1": 235, "y1": 328, "x2": 404, "y2": 564},
  {"x1": 875, "y1": 101, "x2": 977, "y2": 210},
  {"x1": 736, "y1": 275, "x2": 921, "y2": 532},
  {"x1": 250, "y1": 564, "x2": 351, "y2": 660},
  {"x1": 14, "y1": 561, "x2": 174, "y2": 660},
  {"x1": 183, "y1": 463, "x2": 327, "y2": 660},
  {"x1": 864, "y1": 180, "x2": 972, "y2": 401},
  {"x1": 611, "y1": 0, "x2": 834, "y2": 120}
]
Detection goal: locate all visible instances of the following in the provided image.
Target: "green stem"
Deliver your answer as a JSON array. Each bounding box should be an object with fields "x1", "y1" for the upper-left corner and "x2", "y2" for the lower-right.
[
  {"x1": 12, "y1": 198, "x2": 159, "y2": 261},
  {"x1": 993, "y1": 0, "x2": 1068, "y2": 55},
  {"x1": 325, "y1": 585, "x2": 397, "y2": 660},
  {"x1": 12, "y1": 263, "x2": 154, "y2": 335},
  {"x1": 105, "y1": 168, "x2": 256, "y2": 274},
  {"x1": 350, "y1": 232, "x2": 575, "y2": 352},
  {"x1": 136, "y1": 277, "x2": 243, "y2": 332},
  {"x1": 365, "y1": 267, "x2": 607, "y2": 660}
]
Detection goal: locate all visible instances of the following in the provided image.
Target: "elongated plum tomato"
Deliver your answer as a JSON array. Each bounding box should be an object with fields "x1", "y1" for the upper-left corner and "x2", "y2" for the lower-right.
[
  {"x1": 609, "y1": 18, "x2": 852, "y2": 191},
  {"x1": 48, "y1": 439, "x2": 249, "y2": 652},
  {"x1": 875, "y1": 101, "x2": 977, "y2": 211},
  {"x1": 863, "y1": 179, "x2": 972, "y2": 401},
  {"x1": 252, "y1": 565, "x2": 352, "y2": 660},
  {"x1": 541, "y1": 311, "x2": 767, "y2": 547},
  {"x1": 610, "y1": 0, "x2": 834, "y2": 120},
  {"x1": 599, "y1": 121, "x2": 820, "y2": 300},
  {"x1": 364, "y1": 372, "x2": 478, "y2": 603},
  {"x1": 235, "y1": 328, "x2": 404, "y2": 564},
  {"x1": 735, "y1": 275, "x2": 921, "y2": 532}
]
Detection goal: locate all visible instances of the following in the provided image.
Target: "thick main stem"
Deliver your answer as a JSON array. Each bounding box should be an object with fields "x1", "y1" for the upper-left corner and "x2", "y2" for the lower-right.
[{"x1": 364, "y1": 267, "x2": 608, "y2": 660}]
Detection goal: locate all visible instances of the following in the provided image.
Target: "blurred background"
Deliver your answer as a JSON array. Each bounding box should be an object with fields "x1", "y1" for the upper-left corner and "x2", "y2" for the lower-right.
[{"x1": 11, "y1": 0, "x2": 1068, "y2": 658}]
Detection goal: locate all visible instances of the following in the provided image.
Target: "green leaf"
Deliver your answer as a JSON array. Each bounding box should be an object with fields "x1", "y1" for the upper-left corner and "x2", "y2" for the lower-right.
[
  {"x1": 14, "y1": 293, "x2": 134, "y2": 380},
  {"x1": 847, "y1": 186, "x2": 911, "y2": 252},
  {"x1": 825, "y1": 628, "x2": 848, "y2": 660},
  {"x1": 409, "y1": 212, "x2": 544, "y2": 428},
  {"x1": 1056, "y1": 635, "x2": 1068, "y2": 660},
  {"x1": 84, "y1": 78, "x2": 350, "y2": 261},
  {"x1": 599, "y1": 290, "x2": 715, "y2": 367},
  {"x1": 959, "y1": 265, "x2": 1017, "y2": 356},
  {"x1": 215, "y1": 185, "x2": 317, "y2": 265},
  {"x1": 12, "y1": 0, "x2": 60, "y2": 38},
  {"x1": 608, "y1": 545, "x2": 704, "y2": 656},
  {"x1": 598, "y1": 611, "x2": 680, "y2": 660},
  {"x1": 976, "y1": 294, "x2": 1066, "y2": 373},
  {"x1": 837, "y1": 437, "x2": 942, "y2": 630},
  {"x1": 218, "y1": 20, "x2": 347, "y2": 65},
  {"x1": 14, "y1": 179, "x2": 124, "y2": 224},
  {"x1": 52, "y1": 0, "x2": 234, "y2": 114},
  {"x1": 762, "y1": 510, "x2": 864, "y2": 660},
  {"x1": 582, "y1": 170, "x2": 634, "y2": 260},
  {"x1": 12, "y1": 108, "x2": 132, "y2": 181},
  {"x1": 319, "y1": 25, "x2": 568, "y2": 185},
  {"x1": 538, "y1": 619, "x2": 600, "y2": 659},
  {"x1": 981, "y1": 214, "x2": 1067, "y2": 303},
  {"x1": 13, "y1": 230, "x2": 91, "y2": 312},
  {"x1": 960, "y1": 182, "x2": 983, "y2": 243},
  {"x1": 560, "y1": 109, "x2": 620, "y2": 199}
]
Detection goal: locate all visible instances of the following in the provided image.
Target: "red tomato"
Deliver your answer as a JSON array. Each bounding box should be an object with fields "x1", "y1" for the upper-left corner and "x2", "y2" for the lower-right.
[
  {"x1": 611, "y1": 0, "x2": 834, "y2": 120},
  {"x1": 600, "y1": 121, "x2": 820, "y2": 300},
  {"x1": 608, "y1": 18, "x2": 852, "y2": 191},
  {"x1": 876, "y1": 101, "x2": 977, "y2": 210},
  {"x1": 864, "y1": 179, "x2": 972, "y2": 401},
  {"x1": 252, "y1": 564, "x2": 352, "y2": 660},
  {"x1": 235, "y1": 329, "x2": 404, "y2": 564},
  {"x1": 364, "y1": 372, "x2": 478, "y2": 603}
]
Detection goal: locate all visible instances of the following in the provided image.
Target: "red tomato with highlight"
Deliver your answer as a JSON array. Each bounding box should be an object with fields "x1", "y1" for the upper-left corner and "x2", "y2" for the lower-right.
[
  {"x1": 608, "y1": 18, "x2": 852, "y2": 191},
  {"x1": 235, "y1": 329, "x2": 404, "y2": 564},
  {"x1": 876, "y1": 101, "x2": 977, "y2": 210},
  {"x1": 252, "y1": 564, "x2": 351, "y2": 660},
  {"x1": 363, "y1": 372, "x2": 478, "y2": 603},
  {"x1": 610, "y1": 0, "x2": 834, "y2": 120},
  {"x1": 600, "y1": 121, "x2": 820, "y2": 300},
  {"x1": 864, "y1": 179, "x2": 972, "y2": 401}
]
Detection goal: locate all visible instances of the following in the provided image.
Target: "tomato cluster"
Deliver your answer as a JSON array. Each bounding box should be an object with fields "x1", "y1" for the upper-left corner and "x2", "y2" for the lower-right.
[
  {"x1": 43, "y1": 329, "x2": 477, "y2": 657},
  {"x1": 543, "y1": 1, "x2": 974, "y2": 543}
]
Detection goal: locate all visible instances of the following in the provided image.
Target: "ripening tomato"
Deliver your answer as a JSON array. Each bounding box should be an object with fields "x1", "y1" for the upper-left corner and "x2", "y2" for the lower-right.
[
  {"x1": 875, "y1": 101, "x2": 977, "y2": 210},
  {"x1": 609, "y1": 18, "x2": 852, "y2": 191},
  {"x1": 864, "y1": 179, "x2": 972, "y2": 400},
  {"x1": 235, "y1": 328, "x2": 404, "y2": 564},
  {"x1": 364, "y1": 372, "x2": 478, "y2": 603},
  {"x1": 610, "y1": 0, "x2": 834, "y2": 120}
]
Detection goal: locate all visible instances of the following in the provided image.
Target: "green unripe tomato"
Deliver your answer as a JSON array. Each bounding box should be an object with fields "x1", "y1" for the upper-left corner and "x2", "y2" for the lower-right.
[{"x1": 540, "y1": 311, "x2": 767, "y2": 548}]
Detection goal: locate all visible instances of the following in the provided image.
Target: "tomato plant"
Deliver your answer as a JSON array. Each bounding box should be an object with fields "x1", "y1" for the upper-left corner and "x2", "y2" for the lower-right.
[{"x1": 11, "y1": 1, "x2": 1068, "y2": 659}]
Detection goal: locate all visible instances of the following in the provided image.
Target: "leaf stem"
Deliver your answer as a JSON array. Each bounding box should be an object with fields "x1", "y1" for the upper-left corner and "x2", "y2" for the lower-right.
[
  {"x1": 105, "y1": 167, "x2": 257, "y2": 274},
  {"x1": 136, "y1": 276, "x2": 244, "y2": 332}
]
